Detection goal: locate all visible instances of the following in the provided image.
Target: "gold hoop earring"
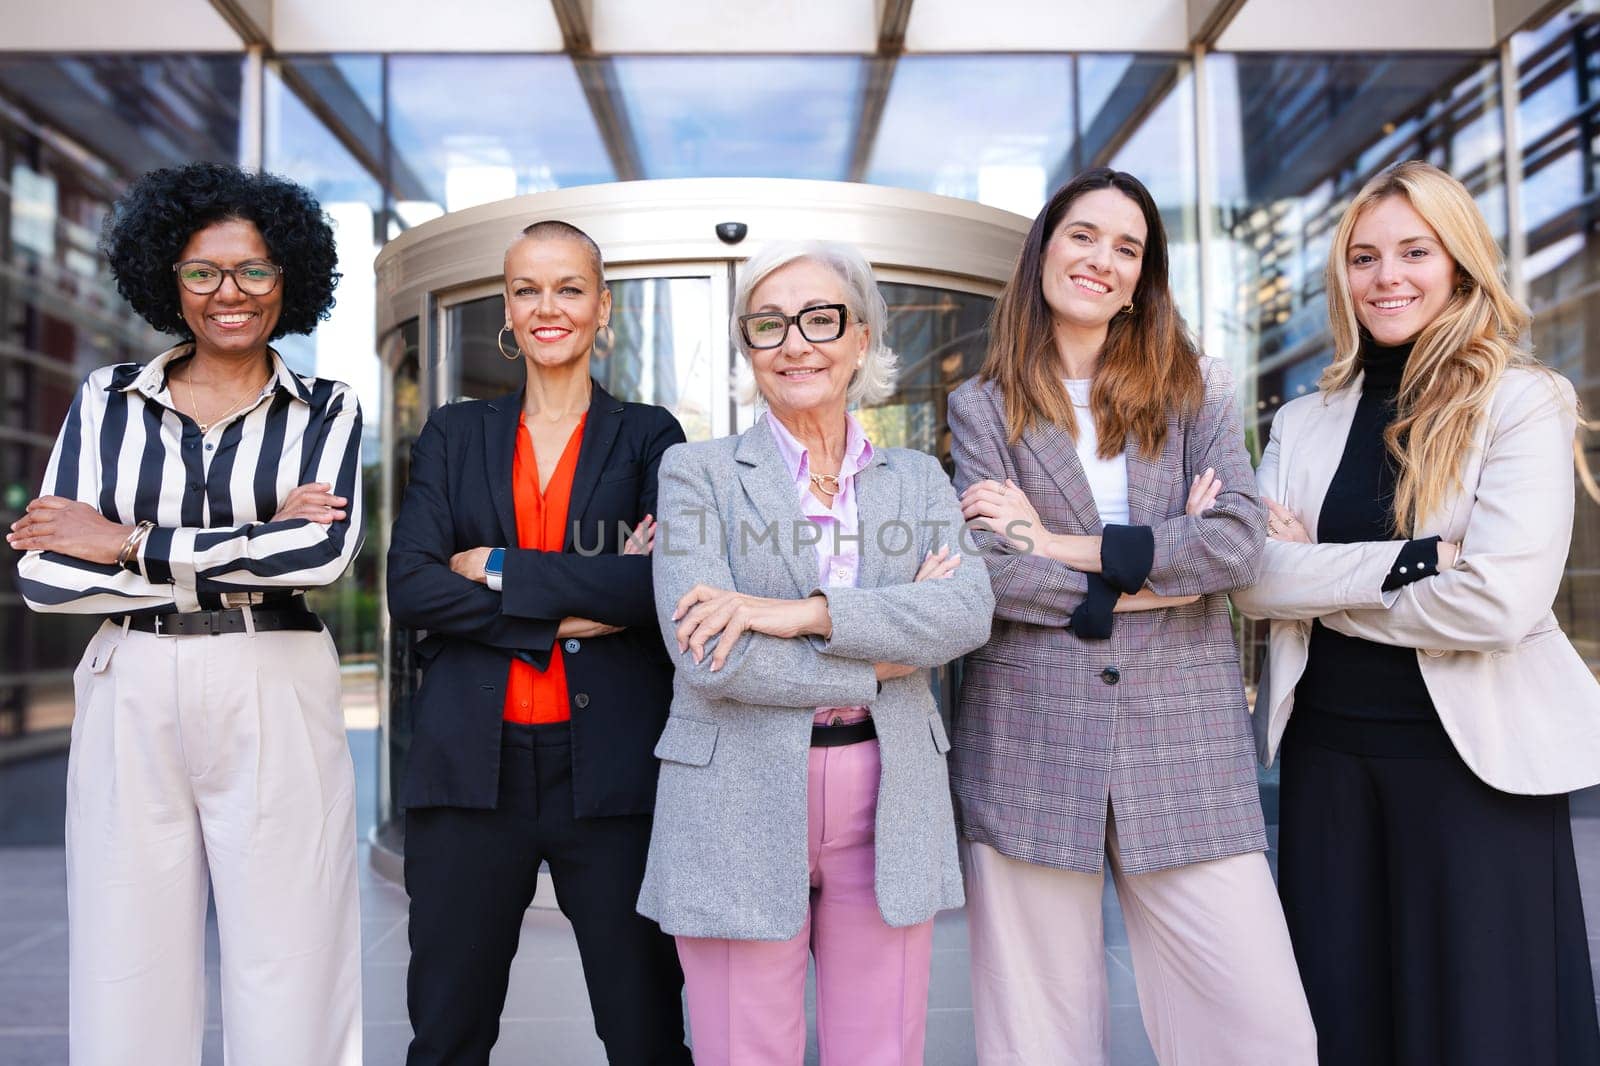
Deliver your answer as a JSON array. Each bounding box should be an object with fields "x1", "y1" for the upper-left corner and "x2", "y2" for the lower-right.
[
  {"x1": 1121, "y1": 302, "x2": 1136, "y2": 316},
  {"x1": 497, "y1": 325, "x2": 521, "y2": 362}
]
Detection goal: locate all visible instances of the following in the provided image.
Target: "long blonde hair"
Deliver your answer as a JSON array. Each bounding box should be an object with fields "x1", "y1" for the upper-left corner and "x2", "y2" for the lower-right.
[{"x1": 1322, "y1": 161, "x2": 1541, "y2": 533}]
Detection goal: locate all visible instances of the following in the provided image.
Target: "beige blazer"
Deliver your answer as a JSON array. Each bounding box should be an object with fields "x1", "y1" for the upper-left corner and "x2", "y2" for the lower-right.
[{"x1": 1231, "y1": 365, "x2": 1600, "y2": 795}]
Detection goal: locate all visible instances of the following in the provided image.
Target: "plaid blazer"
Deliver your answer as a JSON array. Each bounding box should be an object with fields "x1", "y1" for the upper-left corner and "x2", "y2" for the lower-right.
[{"x1": 947, "y1": 360, "x2": 1268, "y2": 875}]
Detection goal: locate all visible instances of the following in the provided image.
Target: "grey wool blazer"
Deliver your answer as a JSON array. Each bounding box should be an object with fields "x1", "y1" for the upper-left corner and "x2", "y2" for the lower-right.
[
  {"x1": 947, "y1": 359, "x2": 1269, "y2": 876},
  {"x1": 636, "y1": 420, "x2": 994, "y2": 941}
]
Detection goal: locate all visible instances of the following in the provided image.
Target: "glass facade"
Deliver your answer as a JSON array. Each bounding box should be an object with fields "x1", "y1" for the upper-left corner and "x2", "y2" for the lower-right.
[{"x1": 5, "y1": 5, "x2": 1600, "y2": 771}]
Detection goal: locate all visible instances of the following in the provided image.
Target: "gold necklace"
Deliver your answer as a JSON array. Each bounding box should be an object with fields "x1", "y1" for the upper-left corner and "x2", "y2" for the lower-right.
[
  {"x1": 809, "y1": 472, "x2": 841, "y2": 498},
  {"x1": 187, "y1": 370, "x2": 266, "y2": 433}
]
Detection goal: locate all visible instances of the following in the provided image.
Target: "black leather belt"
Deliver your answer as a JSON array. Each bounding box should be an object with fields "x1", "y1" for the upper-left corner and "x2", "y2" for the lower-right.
[
  {"x1": 810, "y1": 717, "x2": 877, "y2": 747},
  {"x1": 114, "y1": 602, "x2": 323, "y2": 636}
]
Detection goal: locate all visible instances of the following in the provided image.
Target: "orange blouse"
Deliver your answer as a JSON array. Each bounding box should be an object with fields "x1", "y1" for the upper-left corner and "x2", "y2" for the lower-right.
[{"x1": 503, "y1": 412, "x2": 586, "y2": 725}]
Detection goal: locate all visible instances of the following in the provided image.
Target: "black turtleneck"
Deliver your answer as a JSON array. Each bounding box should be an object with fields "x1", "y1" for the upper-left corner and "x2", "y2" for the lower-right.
[{"x1": 1295, "y1": 338, "x2": 1441, "y2": 722}]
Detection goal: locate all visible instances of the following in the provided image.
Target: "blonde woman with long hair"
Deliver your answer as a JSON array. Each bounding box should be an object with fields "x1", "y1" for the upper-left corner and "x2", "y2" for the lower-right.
[{"x1": 1233, "y1": 160, "x2": 1600, "y2": 1066}]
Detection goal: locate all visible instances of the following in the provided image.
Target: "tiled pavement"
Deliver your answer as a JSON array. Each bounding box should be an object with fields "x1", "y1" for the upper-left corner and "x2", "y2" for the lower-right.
[{"x1": 3, "y1": 722, "x2": 1598, "y2": 1065}]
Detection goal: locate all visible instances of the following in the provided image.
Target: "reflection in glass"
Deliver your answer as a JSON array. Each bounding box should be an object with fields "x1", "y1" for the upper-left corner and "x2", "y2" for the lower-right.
[
  {"x1": 611, "y1": 57, "x2": 861, "y2": 180},
  {"x1": 1109, "y1": 66, "x2": 1201, "y2": 330},
  {"x1": 385, "y1": 55, "x2": 613, "y2": 212},
  {"x1": 382, "y1": 320, "x2": 422, "y2": 831},
  {"x1": 867, "y1": 56, "x2": 1075, "y2": 214},
  {"x1": 446, "y1": 278, "x2": 716, "y2": 442},
  {"x1": 1514, "y1": 7, "x2": 1600, "y2": 669},
  {"x1": 858, "y1": 283, "x2": 993, "y2": 464},
  {"x1": 867, "y1": 55, "x2": 1192, "y2": 222}
]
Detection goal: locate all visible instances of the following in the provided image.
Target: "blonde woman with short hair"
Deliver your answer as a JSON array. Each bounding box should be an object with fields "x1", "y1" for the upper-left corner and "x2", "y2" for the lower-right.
[{"x1": 1233, "y1": 160, "x2": 1600, "y2": 1066}]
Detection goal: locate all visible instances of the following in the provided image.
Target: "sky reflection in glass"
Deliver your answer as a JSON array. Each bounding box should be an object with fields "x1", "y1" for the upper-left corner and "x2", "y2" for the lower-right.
[
  {"x1": 867, "y1": 55, "x2": 1075, "y2": 215},
  {"x1": 386, "y1": 55, "x2": 613, "y2": 211},
  {"x1": 611, "y1": 56, "x2": 862, "y2": 180}
]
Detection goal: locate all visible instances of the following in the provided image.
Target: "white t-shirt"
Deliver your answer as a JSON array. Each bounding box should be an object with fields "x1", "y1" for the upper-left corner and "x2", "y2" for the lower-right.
[{"x1": 1064, "y1": 378, "x2": 1130, "y2": 527}]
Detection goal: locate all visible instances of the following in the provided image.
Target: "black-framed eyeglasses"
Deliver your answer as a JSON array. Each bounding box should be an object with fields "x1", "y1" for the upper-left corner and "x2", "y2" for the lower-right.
[
  {"x1": 738, "y1": 304, "x2": 850, "y2": 349},
  {"x1": 173, "y1": 259, "x2": 283, "y2": 296}
]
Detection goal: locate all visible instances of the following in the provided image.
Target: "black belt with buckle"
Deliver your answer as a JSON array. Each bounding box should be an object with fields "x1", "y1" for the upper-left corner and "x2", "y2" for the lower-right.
[
  {"x1": 113, "y1": 599, "x2": 323, "y2": 636},
  {"x1": 810, "y1": 717, "x2": 877, "y2": 748}
]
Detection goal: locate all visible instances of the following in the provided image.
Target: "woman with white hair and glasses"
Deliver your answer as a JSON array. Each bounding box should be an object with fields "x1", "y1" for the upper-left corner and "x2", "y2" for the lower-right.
[{"x1": 637, "y1": 240, "x2": 994, "y2": 1065}]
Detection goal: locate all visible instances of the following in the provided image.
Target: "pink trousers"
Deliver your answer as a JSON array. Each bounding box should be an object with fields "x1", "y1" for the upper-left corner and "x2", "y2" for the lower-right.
[{"x1": 675, "y1": 738, "x2": 935, "y2": 1066}]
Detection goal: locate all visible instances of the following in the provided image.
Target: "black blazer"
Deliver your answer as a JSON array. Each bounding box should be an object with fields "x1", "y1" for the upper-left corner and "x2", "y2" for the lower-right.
[{"x1": 387, "y1": 380, "x2": 686, "y2": 816}]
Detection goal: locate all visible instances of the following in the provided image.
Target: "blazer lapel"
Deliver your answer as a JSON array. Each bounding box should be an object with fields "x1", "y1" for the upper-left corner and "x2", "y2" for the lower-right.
[
  {"x1": 483, "y1": 391, "x2": 522, "y2": 548},
  {"x1": 563, "y1": 379, "x2": 624, "y2": 549},
  {"x1": 735, "y1": 422, "x2": 819, "y2": 597},
  {"x1": 1021, "y1": 419, "x2": 1104, "y2": 535},
  {"x1": 853, "y1": 447, "x2": 897, "y2": 590},
  {"x1": 1123, "y1": 414, "x2": 1177, "y2": 527},
  {"x1": 1290, "y1": 379, "x2": 1363, "y2": 542}
]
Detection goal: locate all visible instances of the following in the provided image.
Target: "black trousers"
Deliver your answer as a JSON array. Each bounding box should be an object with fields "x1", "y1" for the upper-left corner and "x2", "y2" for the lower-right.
[
  {"x1": 1278, "y1": 711, "x2": 1600, "y2": 1066},
  {"x1": 404, "y1": 722, "x2": 690, "y2": 1066}
]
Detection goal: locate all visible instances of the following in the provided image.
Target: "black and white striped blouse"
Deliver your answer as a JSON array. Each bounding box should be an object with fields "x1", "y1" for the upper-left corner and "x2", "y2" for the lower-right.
[{"x1": 18, "y1": 344, "x2": 364, "y2": 615}]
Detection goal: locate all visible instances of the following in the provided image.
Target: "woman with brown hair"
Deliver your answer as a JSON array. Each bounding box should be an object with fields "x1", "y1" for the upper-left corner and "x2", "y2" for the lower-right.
[
  {"x1": 1233, "y1": 160, "x2": 1600, "y2": 1066},
  {"x1": 949, "y1": 167, "x2": 1316, "y2": 1065}
]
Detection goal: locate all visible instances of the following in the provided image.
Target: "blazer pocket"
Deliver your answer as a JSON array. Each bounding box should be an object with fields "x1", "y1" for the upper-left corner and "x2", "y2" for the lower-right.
[
  {"x1": 599, "y1": 461, "x2": 641, "y2": 484},
  {"x1": 654, "y1": 715, "x2": 719, "y2": 766},
  {"x1": 966, "y1": 648, "x2": 1030, "y2": 670},
  {"x1": 928, "y1": 712, "x2": 952, "y2": 755}
]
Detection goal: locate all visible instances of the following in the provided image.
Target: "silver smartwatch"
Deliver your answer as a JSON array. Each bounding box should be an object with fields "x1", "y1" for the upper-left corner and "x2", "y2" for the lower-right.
[{"x1": 484, "y1": 547, "x2": 506, "y2": 592}]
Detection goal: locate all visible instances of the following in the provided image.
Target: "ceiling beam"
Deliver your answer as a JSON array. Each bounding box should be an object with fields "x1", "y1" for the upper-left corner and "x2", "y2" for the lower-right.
[
  {"x1": 275, "y1": 58, "x2": 431, "y2": 202},
  {"x1": 1187, "y1": 0, "x2": 1248, "y2": 47},
  {"x1": 877, "y1": 0, "x2": 915, "y2": 54},
  {"x1": 572, "y1": 59, "x2": 644, "y2": 181},
  {"x1": 549, "y1": 0, "x2": 594, "y2": 55},
  {"x1": 846, "y1": 0, "x2": 915, "y2": 182},
  {"x1": 209, "y1": 0, "x2": 273, "y2": 46},
  {"x1": 552, "y1": 0, "x2": 643, "y2": 181},
  {"x1": 1495, "y1": 0, "x2": 1567, "y2": 42}
]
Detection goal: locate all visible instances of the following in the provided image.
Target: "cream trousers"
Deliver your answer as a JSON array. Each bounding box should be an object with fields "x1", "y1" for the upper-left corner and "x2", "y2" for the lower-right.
[
  {"x1": 963, "y1": 827, "x2": 1317, "y2": 1066},
  {"x1": 65, "y1": 620, "x2": 362, "y2": 1066}
]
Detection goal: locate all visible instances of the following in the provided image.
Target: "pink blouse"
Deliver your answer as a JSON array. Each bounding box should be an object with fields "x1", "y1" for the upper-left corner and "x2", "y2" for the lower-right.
[{"x1": 763, "y1": 411, "x2": 875, "y2": 725}]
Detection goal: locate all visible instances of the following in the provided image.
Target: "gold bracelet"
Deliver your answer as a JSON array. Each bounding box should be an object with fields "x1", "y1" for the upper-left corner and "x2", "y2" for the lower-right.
[{"x1": 117, "y1": 520, "x2": 154, "y2": 568}]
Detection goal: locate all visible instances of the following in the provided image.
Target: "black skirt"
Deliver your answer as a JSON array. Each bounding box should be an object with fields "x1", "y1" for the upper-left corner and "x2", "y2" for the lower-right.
[{"x1": 1276, "y1": 710, "x2": 1600, "y2": 1066}]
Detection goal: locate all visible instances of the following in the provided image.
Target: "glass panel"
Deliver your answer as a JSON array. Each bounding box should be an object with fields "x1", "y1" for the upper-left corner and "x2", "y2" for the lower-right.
[
  {"x1": 867, "y1": 55, "x2": 1076, "y2": 214},
  {"x1": 383, "y1": 320, "x2": 422, "y2": 832},
  {"x1": 866, "y1": 55, "x2": 1193, "y2": 222},
  {"x1": 858, "y1": 282, "x2": 994, "y2": 463},
  {"x1": 385, "y1": 55, "x2": 613, "y2": 214},
  {"x1": 1514, "y1": 6, "x2": 1600, "y2": 672},
  {"x1": 1110, "y1": 66, "x2": 1201, "y2": 333},
  {"x1": 446, "y1": 277, "x2": 719, "y2": 442},
  {"x1": 610, "y1": 57, "x2": 862, "y2": 180},
  {"x1": 0, "y1": 55, "x2": 240, "y2": 756}
]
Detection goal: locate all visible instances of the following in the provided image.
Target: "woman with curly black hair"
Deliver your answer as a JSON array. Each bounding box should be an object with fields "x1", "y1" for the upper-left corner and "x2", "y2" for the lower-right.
[{"x1": 7, "y1": 161, "x2": 364, "y2": 1066}]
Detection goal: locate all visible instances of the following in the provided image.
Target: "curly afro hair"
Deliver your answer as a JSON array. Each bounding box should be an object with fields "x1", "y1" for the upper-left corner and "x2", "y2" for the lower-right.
[{"x1": 101, "y1": 161, "x2": 340, "y2": 340}]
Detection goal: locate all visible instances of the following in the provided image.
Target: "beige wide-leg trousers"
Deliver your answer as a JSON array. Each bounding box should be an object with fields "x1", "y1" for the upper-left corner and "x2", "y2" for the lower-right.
[
  {"x1": 65, "y1": 620, "x2": 362, "y2": 1066},
  {"x1": 964, "y1": 825, "x2": 1316, "y2": 1066}
]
